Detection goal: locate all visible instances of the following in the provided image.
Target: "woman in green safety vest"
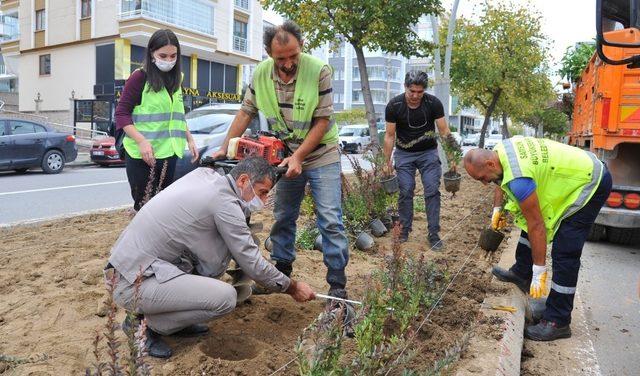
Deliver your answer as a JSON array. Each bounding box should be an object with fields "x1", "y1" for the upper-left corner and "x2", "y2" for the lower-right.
[{"x1": 115, "y1": 29, "x2": 198, "y2": 212}]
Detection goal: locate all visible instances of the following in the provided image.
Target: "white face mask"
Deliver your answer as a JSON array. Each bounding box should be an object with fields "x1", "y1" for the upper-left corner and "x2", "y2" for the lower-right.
[
  {"x1": 242, "y1": 180, "x2": 264, "y2": 213},
  {"x1": 154, "y1": 58, "x2": 176, "y2": 72}
]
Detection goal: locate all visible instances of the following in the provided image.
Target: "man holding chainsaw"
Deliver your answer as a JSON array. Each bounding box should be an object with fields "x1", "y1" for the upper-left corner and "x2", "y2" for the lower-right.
[{"x1": 213, "y1": 20, "x2": 350, "y2": 301}]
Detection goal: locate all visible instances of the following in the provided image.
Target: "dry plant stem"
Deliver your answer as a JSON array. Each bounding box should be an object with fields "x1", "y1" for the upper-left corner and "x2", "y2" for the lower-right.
[
  {"x1": 154, "y1": 160, "x2": 168, "y2": 196},
  {"x1": 140, "y1": 164, "x2": 157, "y2": 208},
  {"x1": 103, "y1": 272, "x2": 122, "y2": 376}
]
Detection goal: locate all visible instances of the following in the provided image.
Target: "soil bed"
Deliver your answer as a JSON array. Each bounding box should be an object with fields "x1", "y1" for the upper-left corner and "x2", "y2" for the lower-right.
[{"x1": 0, "y1": 171, "x2": 509, "y2": 375}]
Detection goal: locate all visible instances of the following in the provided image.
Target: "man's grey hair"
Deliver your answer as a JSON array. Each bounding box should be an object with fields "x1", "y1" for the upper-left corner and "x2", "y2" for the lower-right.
[
  {"x1": 229, "y1": 157, "x2": 277, "y2": 184},
  {"x1": 263, "y1": 20, "x2": 303, "y2": 54},
  {"x1": 404, "y1": 70, "x2": 429, "y2": 88}
]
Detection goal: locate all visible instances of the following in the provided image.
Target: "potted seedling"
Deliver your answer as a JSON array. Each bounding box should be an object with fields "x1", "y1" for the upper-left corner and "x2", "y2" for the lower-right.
[
  {"x1": 478, "y1": 209, "x2": 507, "y2": 252},
  {"x1": 441, "y1": 134, "x2": 463, "y2": 195}
]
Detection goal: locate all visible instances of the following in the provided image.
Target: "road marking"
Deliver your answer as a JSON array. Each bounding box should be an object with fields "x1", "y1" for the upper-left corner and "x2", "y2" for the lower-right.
[{"x1": 0, "y1": 180, "x2": 128, "y2": 196}]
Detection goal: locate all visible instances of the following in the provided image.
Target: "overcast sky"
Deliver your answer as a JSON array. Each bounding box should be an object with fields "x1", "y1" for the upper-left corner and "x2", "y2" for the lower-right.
[{"x1": 265, "y1": 0, "x2": 596, "y2": 82}]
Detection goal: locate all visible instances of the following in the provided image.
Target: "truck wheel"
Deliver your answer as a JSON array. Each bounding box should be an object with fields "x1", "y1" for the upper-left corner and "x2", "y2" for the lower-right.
[
  {"x1": 606, "y1": 227, "x2": 640, "y2": 245},
  {"x1": 586, "y1": 224, "x2": 606, "y2": 242}
]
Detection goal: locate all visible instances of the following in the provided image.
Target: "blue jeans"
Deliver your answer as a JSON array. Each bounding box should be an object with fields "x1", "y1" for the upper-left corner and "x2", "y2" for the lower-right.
[
  {"x1": 394, "y1": 147, "x2": 442, "y2": 240},
  {"x1": 510, "y1": 167, "x2": 612, "y2": 326},
  {"x1": 270, "y1": 162, "x2": 349, "y2": 289}
]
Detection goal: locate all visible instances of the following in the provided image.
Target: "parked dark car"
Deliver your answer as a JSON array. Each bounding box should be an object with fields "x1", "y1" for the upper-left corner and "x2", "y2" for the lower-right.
[
  {"x1": 90, "y1": 136, "x2": 125, "y2": 166},
  {"x1": 174, "y1": 104, "x2": 268, "y2": 180},
  {"x1": 0, "y1": 118, "x2": 77, "y2": 174}
]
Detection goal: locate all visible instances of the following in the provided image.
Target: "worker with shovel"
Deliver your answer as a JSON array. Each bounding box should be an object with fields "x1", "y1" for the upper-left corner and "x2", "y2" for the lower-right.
[
  {"x1": 105, "y1": 157, "x2": 316, "y2": 358},
  {"x1": 464, "y1": 137, "x2": 611, "y2": 341}
]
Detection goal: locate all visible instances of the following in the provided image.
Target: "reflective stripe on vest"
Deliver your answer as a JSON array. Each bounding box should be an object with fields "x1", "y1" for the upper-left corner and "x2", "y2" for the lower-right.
[
  {"x1": 124, "y1": 72, "x2": 187, "y2": 159},
  {"x1": 497, "y1": 137, "x2": 602, "y2": 241},
  {"x1": 132, "y1": 112, "x2": 186, "y2": 123}
]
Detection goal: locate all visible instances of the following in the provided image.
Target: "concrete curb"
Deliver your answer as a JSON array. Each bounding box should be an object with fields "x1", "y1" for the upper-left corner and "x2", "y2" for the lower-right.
[
  {"x1": 67, "y1": 152, "x2": 96, "y2": 168},
  {"x1": 456, "y1": 230, "x2": 527, "y2": 376}
]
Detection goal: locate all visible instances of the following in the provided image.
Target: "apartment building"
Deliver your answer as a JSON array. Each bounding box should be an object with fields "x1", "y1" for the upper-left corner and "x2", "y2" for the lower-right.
[
  {"x1": 0, "y1": 0, "x2": 264, "y2": 122},
  {"x1": 314, "y1": 41, "x2": 407, "y2": 122}
]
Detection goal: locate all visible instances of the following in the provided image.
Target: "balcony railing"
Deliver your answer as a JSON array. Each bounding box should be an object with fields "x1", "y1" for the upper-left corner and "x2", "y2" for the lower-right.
[
  {"x1": 0, "y1": 14, "x2": 19, "y2": 42},
  {"x1": 119, "y1": 0, "x2": 214, "y2": 37},
  {"x1": 234, "y1": 0, "x2": 249, "y2": 10},
  {"x1": 233, "y1": 35, "x2": 247, "y2": 53}
]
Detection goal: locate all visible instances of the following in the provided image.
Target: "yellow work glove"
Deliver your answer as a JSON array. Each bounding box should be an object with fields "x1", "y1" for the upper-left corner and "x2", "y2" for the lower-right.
[
  {"x1": 491, "y1": 207, "x2": 503, "y2": 230},
  {"x1": 530, "y1": 265, "x2": 548, "y2": 299}
]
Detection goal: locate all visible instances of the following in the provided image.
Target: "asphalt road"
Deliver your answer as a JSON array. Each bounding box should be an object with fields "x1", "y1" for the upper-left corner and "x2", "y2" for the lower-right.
[
  {"x1": 578, "y1": 240, "x2": 640, "y2": 375},
  {"x1": 0, "y1": 165, "x2": 131, "y2": 225}
]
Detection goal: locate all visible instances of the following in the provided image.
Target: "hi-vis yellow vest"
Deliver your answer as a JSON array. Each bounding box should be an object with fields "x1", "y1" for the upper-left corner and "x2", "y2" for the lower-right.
[
  {"x1": 495, "y1": 137, "x2": 603, "y2": 242},
  {"x1": 253, "y1": 53, "x2": 338, "y2": 144},
  {"x1": 123, "y1": 72, "x2": 187, "y2": 159}
]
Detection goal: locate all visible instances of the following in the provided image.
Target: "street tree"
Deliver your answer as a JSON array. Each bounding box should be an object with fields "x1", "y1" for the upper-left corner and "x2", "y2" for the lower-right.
[
  {"x1": 263, "y1": 0, "x2": 442, "y2": 144},
  {"x1": 450, "y1": 2, "x2": 550, "y2": 148},
  {"x1": 524, "y1": 106, "x2": 569, "y2": 139},
  {"x1": 559, "y1": 42, "x2": 596, "y2": 84}
]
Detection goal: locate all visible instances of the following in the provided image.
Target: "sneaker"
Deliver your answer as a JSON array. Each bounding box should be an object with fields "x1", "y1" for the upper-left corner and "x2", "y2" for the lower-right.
[
  {"x1": 428, "y1": 234, "x2": 444, "y2": 251},
  {"x1": 525, "y1": 320, "x2": 571, "y2": 341},
  {"x1": 491, "y1": 266, "x2": 531, "y2": 294}
]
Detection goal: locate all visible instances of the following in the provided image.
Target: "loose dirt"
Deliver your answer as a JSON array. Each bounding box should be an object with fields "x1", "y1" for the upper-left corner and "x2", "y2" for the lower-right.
[{"x1": 0, "y1": 171, "x2": 509, "y2": 375}]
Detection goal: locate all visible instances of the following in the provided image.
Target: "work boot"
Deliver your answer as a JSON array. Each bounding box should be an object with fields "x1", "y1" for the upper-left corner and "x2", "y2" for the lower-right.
[
  {"x1": 491, "y1": 266, "x2": 531, "y2": 294},
  {"x1": 252, "y1": 261, "x2": 292, "y2": 295},
  {"x1": 173, "y1": 323, "x2": 210, "y2": 337},
  {"x1": 428, "y1": 234, "x2": 444, "y2": 251},
  {"x1": 326, "y1": 288, "x2": 355, "y2": 338},
  {"x1": 122, "y1": 314, "x2": 173, "y2": 358},
  {"x1": 525, "y1": 320, "x2": 572, "y2": 341}
]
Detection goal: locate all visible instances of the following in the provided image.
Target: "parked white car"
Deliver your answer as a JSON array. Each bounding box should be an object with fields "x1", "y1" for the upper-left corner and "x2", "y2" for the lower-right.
[
  {"x1": 484, "y1": 133, "x2": 503, "y2": 149},
  {"x1": 462, "y1": 133, "x2": 480, "y2": 146},
  {"x1": 338, "y1": 124, "x2": 371, "y2": 153},
  {"x1": 450, "y1": 131, "x2": 462, "y2": 145}
]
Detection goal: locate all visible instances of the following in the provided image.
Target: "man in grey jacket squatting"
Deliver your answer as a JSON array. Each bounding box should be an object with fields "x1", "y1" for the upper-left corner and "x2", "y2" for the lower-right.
[{"x1": 106, "y1": 157, "x2": 316, "y2": 358}]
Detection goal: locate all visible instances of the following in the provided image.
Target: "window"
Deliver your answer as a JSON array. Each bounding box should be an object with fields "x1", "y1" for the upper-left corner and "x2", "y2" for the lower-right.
[
  {"x1": 233, "y1": 20, "x2": 247, "y2": 39},
  {"x1": 35, "y1": 9, "x2": 46, "y2": 31},
  {"x1": 10, "y1": 121, "x2": 36, "y2": 135},
  {"x1": 39, "y1": 54, "x2": 51, "y2": 75},
  {"x1": 81, "y1": 0, "x2": 91, "y2": 18},
  {"x1": 0, "y1": 123, "x2": 6, "y2": 136}
]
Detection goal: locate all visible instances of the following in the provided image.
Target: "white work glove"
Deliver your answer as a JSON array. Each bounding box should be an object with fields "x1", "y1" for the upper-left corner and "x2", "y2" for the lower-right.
[
  {"x1": 530, "y1": 264, "x2": 548, "y2": 299},
  {"x1": 491, "y1": 207, "x2": 503, "y2": 230}
]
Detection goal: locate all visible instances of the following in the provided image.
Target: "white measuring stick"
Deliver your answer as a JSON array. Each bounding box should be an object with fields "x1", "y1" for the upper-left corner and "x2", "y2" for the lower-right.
[
  {"x1": 315, "y1": 293, "x2": 395, "y2": 311},
  {"x1": 315, "y1": 293, "x2": 363, "y2": 305}
]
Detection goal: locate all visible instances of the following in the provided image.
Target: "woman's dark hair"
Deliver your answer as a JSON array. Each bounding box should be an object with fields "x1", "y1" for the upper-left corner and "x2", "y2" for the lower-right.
[
  {"x1": 144, "y1": 29, "x2": 182, "y2": 94},
  {"x1": 263, "y1": 20, "x2": 303, "y2": 54},
  {"x1": 404, "y1": 70, "x2": 429, "y2": 88}
]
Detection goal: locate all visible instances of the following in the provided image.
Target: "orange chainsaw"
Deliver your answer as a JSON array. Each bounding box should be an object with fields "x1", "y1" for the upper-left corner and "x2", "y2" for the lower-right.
[{"x1": 226, "y1": 132, "x2": 287, "y2": 166}]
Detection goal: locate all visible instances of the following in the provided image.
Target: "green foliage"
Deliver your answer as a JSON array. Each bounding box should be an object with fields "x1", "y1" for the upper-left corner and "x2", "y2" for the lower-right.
[
  {"x1": 300, "y1": 191, "x2": 316, "y2": 218},
  {"x1": 449, "y1": 2, "x2": 553, "y2": 145},
  {"x1": 296, "y1": 230, "x2": 448, "y2": 375},
  {"x1": 413, "y1": 196, "x2": 426, "y2": 213},
  {"x1": 335, "y1": 108, "x2": 367, "y2": 125},
  {"x1": 296, "y1": 225, "x2": 320, "y2": 250},
  {"x1": 264, "y1": 0, "x2": 443, "y2": 142},
  {"x1": 524, "y1": 106, "x2": 569, "y2": 138},
  {"x1": 559, "y1": 42, "x2": 596, "y2": 83}
]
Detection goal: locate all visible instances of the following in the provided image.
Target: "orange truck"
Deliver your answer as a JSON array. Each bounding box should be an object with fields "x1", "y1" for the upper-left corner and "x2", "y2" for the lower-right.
[{"x1": 569, "y1": 25, "x2": 640, "y2": 244}]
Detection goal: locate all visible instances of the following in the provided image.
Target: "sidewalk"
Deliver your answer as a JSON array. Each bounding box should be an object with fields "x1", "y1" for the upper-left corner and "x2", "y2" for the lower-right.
[{"x1": 67, "y1": 152, "x2": 95, "y2": 168}]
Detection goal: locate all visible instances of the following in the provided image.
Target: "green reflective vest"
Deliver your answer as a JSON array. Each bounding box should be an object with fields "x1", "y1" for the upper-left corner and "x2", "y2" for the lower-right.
[
  {"x1": 253, "y1": 53, "x2": 338, "y2": 145},
  {"x1": 495, "y1": 137, "x2": 603, "y2": 242},
  {"x1": 123, "y1": 73, "x2": 187, "y2": 159}
]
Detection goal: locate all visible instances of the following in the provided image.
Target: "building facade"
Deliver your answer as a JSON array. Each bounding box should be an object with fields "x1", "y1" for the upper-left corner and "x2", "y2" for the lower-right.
[
  {"x1": 0, "y1": 0, "x2": 264, "y2": 123},
  {"x1": 313, "y1": 41, "x2": 407, "y2": 122}
]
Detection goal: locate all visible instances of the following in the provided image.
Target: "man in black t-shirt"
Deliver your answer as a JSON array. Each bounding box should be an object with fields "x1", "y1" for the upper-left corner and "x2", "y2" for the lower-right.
[{"x1": 383, "y1": 71, "x2": 459, "y2": 249}]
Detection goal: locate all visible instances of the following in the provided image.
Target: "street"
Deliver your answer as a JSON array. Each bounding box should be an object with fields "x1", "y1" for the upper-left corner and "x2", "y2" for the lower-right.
[
  {"x1": 0, "y1": 166, "x2": 131, "y2": 226},
  {"x1": 579, "y1": 241, "x2": 640, "y2": 375},
  {"x1": 0, "y1": 153, "x2": 372, "y2": 226}
]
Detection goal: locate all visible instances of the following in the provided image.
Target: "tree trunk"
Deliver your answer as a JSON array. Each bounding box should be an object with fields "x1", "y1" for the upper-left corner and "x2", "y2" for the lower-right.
[
  {"x1": 537, "y1": 124, "x2": 544, "y2": 138},
  {"x1": 478, "y1": 90, "x2": 502, "y2": 148},
  {"x1": 353, "y1": 45, "x2": 379, "y2": 145},
  {"x1": 501, "y1": 112, "x2": 511, "y2": 138}
]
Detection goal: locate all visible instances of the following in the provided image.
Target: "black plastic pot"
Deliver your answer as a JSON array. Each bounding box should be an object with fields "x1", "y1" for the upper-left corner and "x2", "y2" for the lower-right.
[
  {"x1": 370, "y1": 218, "x2": 388, "y2": 237},
  {"x1": 380, "y1": 175, "x2": 399, "y2": 194},
  {"x1": 478, "y1": 228, "x2": 505, "y2": 252},
  {"x1": 443, "y1": 170, "x2": 462, "y2": 193},
  {"x1": 355, "y1": 232, "x2": 375, "y2": 251},
  {"x1": 313, "y1": 234, "x2": 323, "y2": 252}
]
